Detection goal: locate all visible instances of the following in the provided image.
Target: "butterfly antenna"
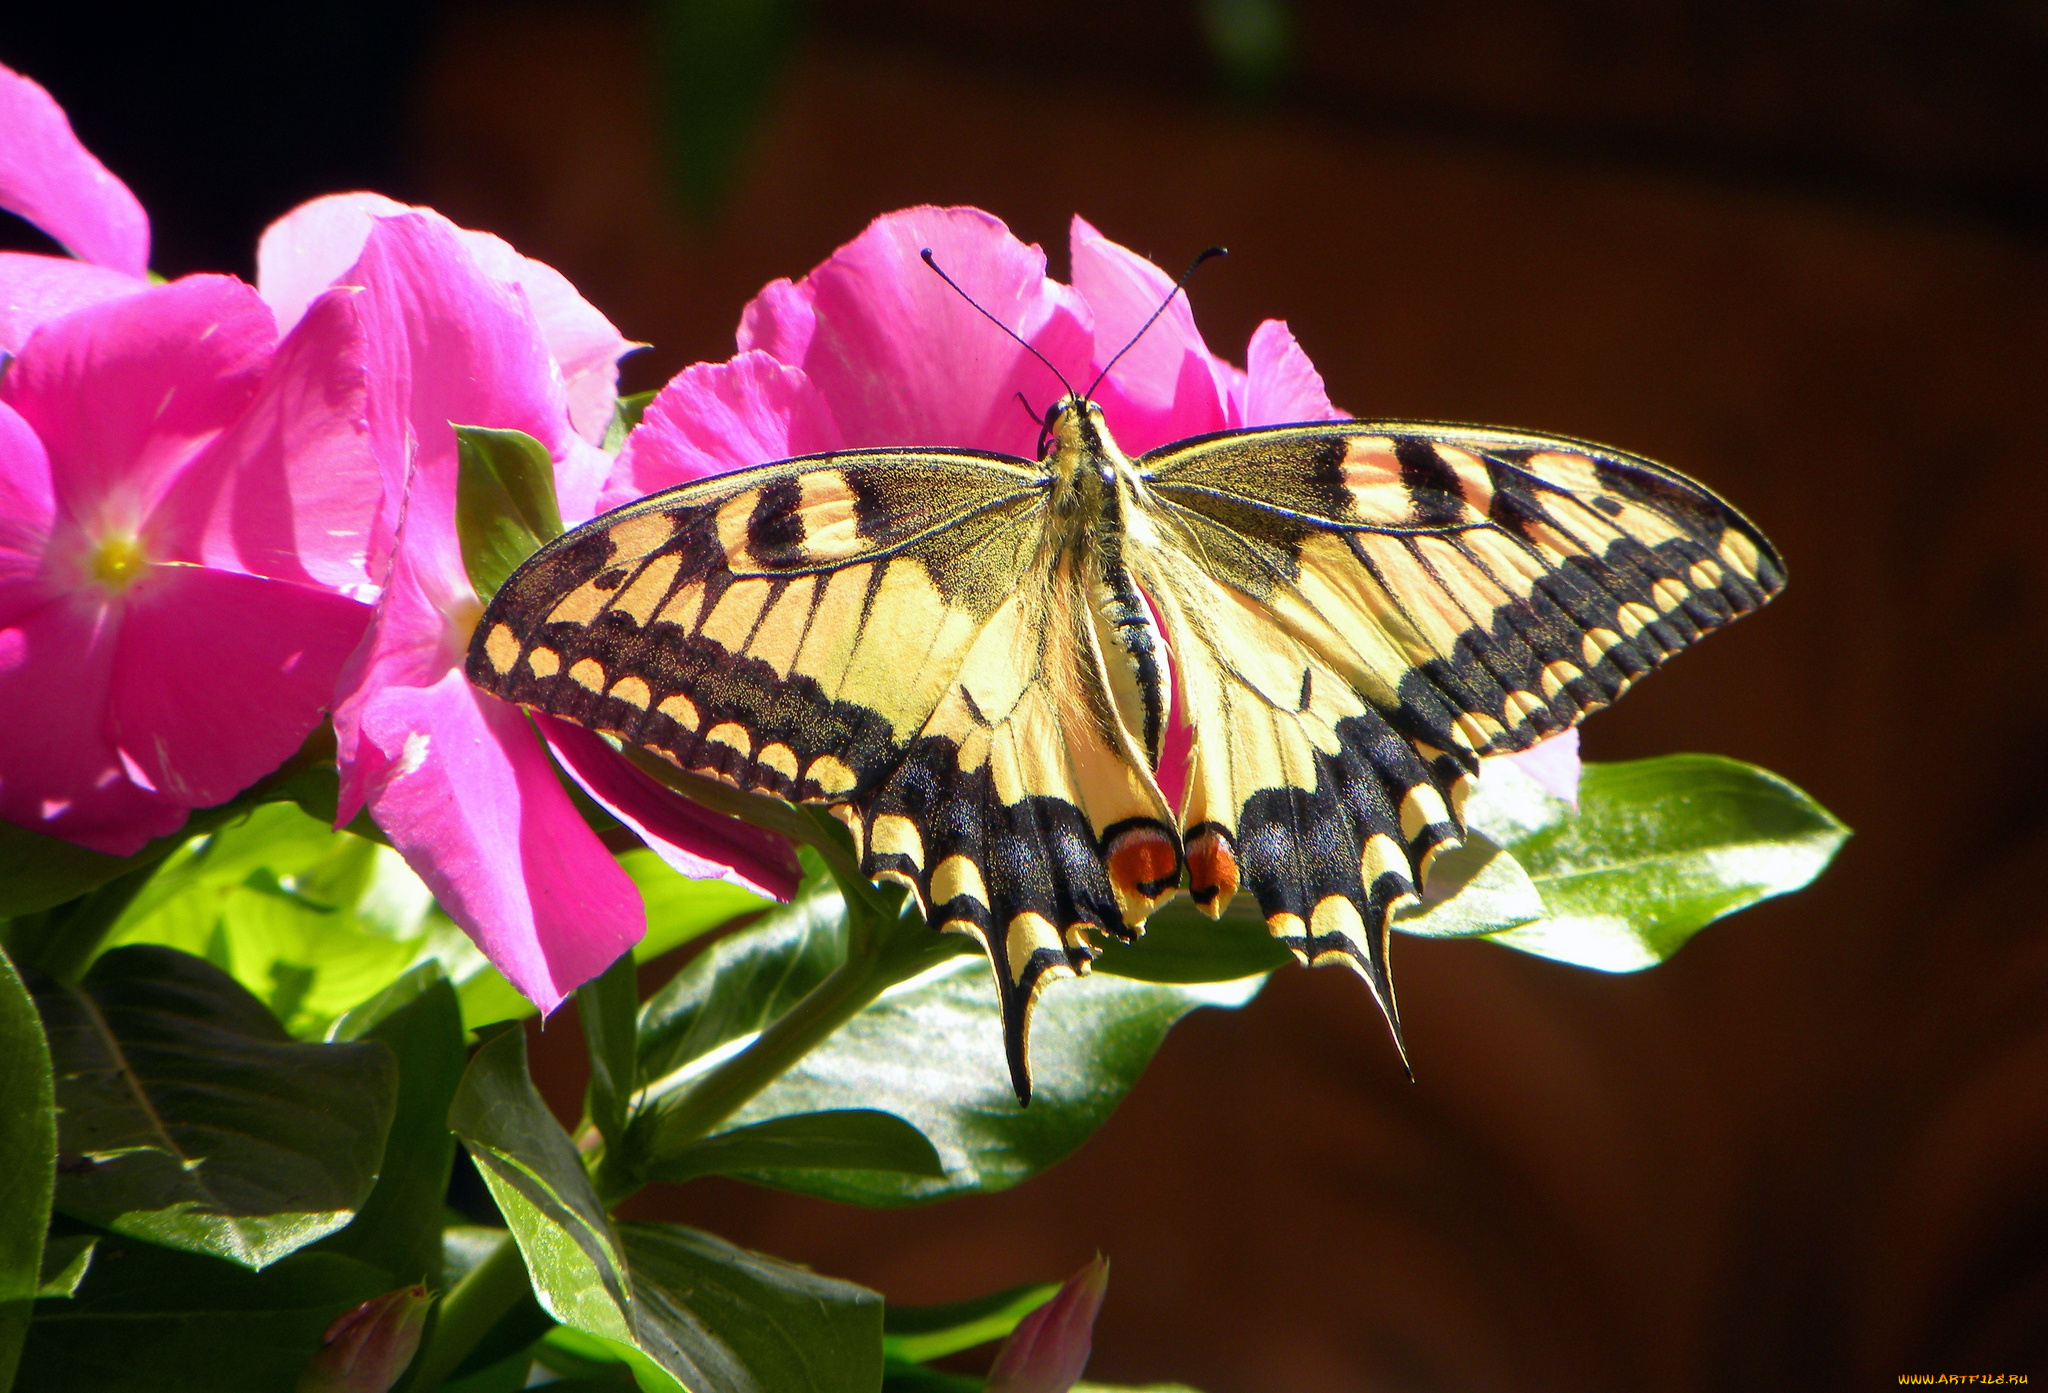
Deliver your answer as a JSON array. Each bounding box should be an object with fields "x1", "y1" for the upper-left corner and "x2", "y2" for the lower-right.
[
  {"x1": 1084, "y1": 245, "x2": 1228, "y2": 401},
  {"x1": 921, "y1": 249, "x2": 1075, "y2": 399}
]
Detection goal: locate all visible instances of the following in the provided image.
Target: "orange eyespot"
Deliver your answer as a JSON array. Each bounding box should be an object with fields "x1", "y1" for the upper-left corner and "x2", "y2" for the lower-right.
[
  {"x1": 1185, "y1": 828, "x2": 1238, "y2": 908},
  {"x1": 1106, "y1": 825, "x2": 1179, "y2": 899}
]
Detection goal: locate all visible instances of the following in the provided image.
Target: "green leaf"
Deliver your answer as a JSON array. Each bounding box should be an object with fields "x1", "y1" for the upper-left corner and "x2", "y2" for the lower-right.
[
  {"x1": 883, "y1": 1282, "x2": 1059, "y2": 1364},
  {"x1": 37, "y1": 945, "x2": 399, "y2": 1269},
  {"x1": 1392, "y1": 831, "x2": 1548, "y2": 939},
  {"x1": 102, "y1": 803, "x2": 436, "y2": 1039},
  {"x1": 15, "y1": 1240, "x2": 389, "y2": 1392},
  {"x1": 0, "y1": 950, "x2": 53, "y2": 1304},
  {"x1": 447, "y1": 1024, "x2": 634, "y2": 1346},
  {"x1": 603, "y1": 390, "x2": 658, "y2": 454},
  {"x1": 317, "y1": 965, "x2": 465, "y2": 1285},
  {"x1": 438, "y1": 850, "x2": 766, "y2": 1033},
  {"x1": 656, "y1": 909, "x2": 1262, "y2": 1205},
  {"x1": 456, "y1": 425, "x2": 566, "y2": 603},
  {"x1": 34, "y1": 1234, "x2": 95, "y2": 1299},
  {"x1": 1475, "y1": 755, "x2": 1849, "y2": 970},
  {"x1": 1093, "y1": 901, "x2": 1292, "y2": 984},
  {"x1": 615, "y1": 1221, "x2": 882, "y2": 1393},
  {"x1": 647, "y1": 1108, "x2": 944, "y2": 1185},
  {"x1": 580, "y1": 951, "x2": 640, "y2": 1154}
]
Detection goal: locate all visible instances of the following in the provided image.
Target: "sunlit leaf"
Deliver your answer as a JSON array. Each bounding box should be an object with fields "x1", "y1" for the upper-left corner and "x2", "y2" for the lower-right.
[
  {"x1": 37, "y1": 946, "x2": 398, "y2": 1270},
  {"x1": 646, "y1": 1108, "x2": 943, "y2": 1186},
  {"x1": 455, "y1": 425, "x2": 565, "y2": 604}
]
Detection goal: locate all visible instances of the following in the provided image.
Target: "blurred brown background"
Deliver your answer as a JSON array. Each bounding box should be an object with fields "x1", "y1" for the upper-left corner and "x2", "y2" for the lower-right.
[{"x1": 12, "y1": 2, "x2": 2048, "y2": 1387}]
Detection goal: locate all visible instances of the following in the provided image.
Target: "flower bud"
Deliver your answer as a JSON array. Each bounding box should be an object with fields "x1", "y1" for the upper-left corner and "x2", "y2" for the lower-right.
[{"x1": 298, "y1": 1283, "x2": 431, "y2": 1393}]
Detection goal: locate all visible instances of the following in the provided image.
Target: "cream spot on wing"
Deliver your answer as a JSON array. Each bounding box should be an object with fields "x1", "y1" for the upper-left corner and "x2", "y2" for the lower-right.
[
  {"x1": 569, "y1": 658, "x2": 606, "y2": 691},
  {"x1": 870, "y1": 813, "x2": 924, "y2": 870},
  {"x1": 657, "y1": 693, "x2": 699, "y2": 730},
  {"x1": 1504, "y1": 690, "x2": 1547, "y2": 723},
  {"x1": 797, "y1": 471, "x2": 866, "y2": 561},
  {"x1": 829, "y1": 803, "x2": 863, "y2": 857},
  {"x1": 1617, "y1": 601, "x2": 1660, "y2": 637},
  {"x1": 1360, "y1": 833, "x2": 1408, "y2": 886},
  {"x1": 608, "y1": 511, "x2": 676, "y2": 562},
  {"x1": 701, "y1": 578, "x2": 773, "y2": 653},
  {"x1": 1580, "y1": 628, "x2": 1624, "y2": 665},
  {"x1": 1310, "y1": 894, "x2": 1368, "y2": 956},
  {"x1": 609, "y1": 675, "x2": 651, "y2": 709},
  {"x1": 714, "y1": 490, "x2": 759, "y2": 568},
  {"x1": 746, "y1": 577, "x2": 814, "y2": 678},
  {"x1": 527, "y1": 646, "x2": 560, "y2": 677},
  {"x1": 485, "y1": 623, "x2": 520, "y2": 674},
  {"x1": 655, "y1": 586, "x2": 704, "y2": 631},
  {"x1": 932, "y1": 854, "x2": 988, "y2": 907},
  {"x1": 1689, "y1": 559, "x2": 1724, "y2": 589},
  {"x1": 1448, "y1": 770, "x2": 1476, "y2": 824},
  {"x1": 1651, "y1": 577, "x2": 1690, "y2": 612},
  {"x1": 547, "y1": 583, "x2": 609, "y2": 626},
  {"x1": 1004, "y1": 911, "x2": 1063, "y2": 984},
  {"x1": 756, "y1": 742, "x2": 797, "y2": 780},
  {"x1": 1399, "y1": 784, "x2": 1450, "y2": 840},
  {"x1": 1452, "y1": 711, "x2": 1506, "y2": 750},
  {"x1": 706, "y1": 722, "x2": 751, "y2": 754},
  {"x1": 804, "y1": 754, "x2": 857, "y2": 796},
  {"x1": 611, "y1": 553, "x2": 683, "y2": 626},
  {"x1": 1339, "y1": 436, "x2": 1415, "y2": 524},
  {"x1": 1265, "y1": 911, "x2": 1305, "y2": 940},
  {"x1": 1435, "y1": 443, "x2": 1495, "y2": 515},
  {"x1": 1539, "y1": 660, "x2": 1583, "y2": 699},
  {"x1": 1718, "y1": 530, "x2": 1761, "y2": 577},
  {"x1": 1527, "y1": 450, "x2": 1604, "y2": 496}
]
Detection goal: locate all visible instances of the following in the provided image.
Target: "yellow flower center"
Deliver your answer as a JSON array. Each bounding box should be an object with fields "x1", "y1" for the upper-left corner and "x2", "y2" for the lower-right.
[{"x1": 90, "y1": 534, "x2": 148, "y2": 595}]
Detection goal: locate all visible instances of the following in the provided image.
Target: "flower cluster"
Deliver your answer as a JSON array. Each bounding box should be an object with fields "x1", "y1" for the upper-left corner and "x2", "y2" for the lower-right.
[{"x1": 0, "y1": 62, "x2": 1573, "y2": 1012}]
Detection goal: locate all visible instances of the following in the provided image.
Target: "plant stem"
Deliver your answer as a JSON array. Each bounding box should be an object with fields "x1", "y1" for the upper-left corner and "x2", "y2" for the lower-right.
[{"x1": 406, "y1": 1234, "x2": 531, "y2": 1391}]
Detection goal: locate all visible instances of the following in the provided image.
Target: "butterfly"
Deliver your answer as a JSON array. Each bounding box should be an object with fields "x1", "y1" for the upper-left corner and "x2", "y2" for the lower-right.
[{"x1": 466, "y1": 284, "x2": 1782, "y2": 1103}]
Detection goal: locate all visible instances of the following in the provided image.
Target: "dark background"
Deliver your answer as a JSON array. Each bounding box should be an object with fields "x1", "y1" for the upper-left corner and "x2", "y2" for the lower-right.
[{"x1": 10, "y1": 3, "x2": 2048, "y2": 1388}]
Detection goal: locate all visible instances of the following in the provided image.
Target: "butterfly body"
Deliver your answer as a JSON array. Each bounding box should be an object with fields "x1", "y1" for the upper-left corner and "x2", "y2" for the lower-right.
[{"x1": 468, "y1": 398, "x2": 1782, "y2": 1100}]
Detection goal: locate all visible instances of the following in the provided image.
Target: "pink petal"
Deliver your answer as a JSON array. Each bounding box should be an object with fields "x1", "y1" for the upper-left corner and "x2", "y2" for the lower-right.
[
  {"x1": 0, "y1": 63, "x2": 149, "y2": 275},
  {"x1": 259, "y1": 194, "x2": 631, "y2": 445},
  {"x1": 341, "y1": 213, "x2": 572, "y2": 576},
  {"x1": 537, "y1": 715, "x2": 801, "y2": 902},
  {"x1": 598, "y1": 350, "x2": 841, "y2": 512},
  {"x1": 354, "y1": 670, "x2": 644, "y2": 1013},
  {"x1": 254, "y1": 191, "x2": 409, "y2": 338},
  {"x1": 0, "y1": 275, "x2": 275, "y2": 533},
  {"x1": 986, "y1": 1256, "x2": 1110, "y2": 1393},
  {"x1": 1069, "y1": 216, "x2": 1233, "y2": 454},
  {"x1": 150, "y1": 285, "x2": 379, "y2": 594},
  {"x1": 0, "y1": 252, "x2": 147, "y2": 354},
  {"x1": 0, "y1": 399, "x2": 56, "y2": 610},
  {"x1": 778, "y1": 206, "x2": 1093, "y2": 457},
  {"x1": 554, "y1": 435, "x2": 616, "y2": 529},
  {"x1": 0, "y1": 592, "x2": 184, "y2": 855},
  {"x1": 108, "y1": 564, "x2": 369, "y2": 810},
  {"x1": 453, "y1": 227, "x2": 633, "y2": 444},
  {"x1": 735, "y1": 276, "x2": 815, "y2": 365},
  {"x1": 1505, "y1": 726, "x2": 1582, "y2": 808},
  {"x1": 1242, "y1": 318, "x2": 1343, "y2": 425}
]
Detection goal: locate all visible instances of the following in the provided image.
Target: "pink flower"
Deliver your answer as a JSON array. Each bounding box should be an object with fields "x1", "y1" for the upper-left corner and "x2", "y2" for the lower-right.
[
  {"x1": 0, "y1": 61, "x2": 153, "y2": 352},
  {"x1": 326, "y1": 212, "x2": 794, "y2": 1014},
  {"x1": 611, "y1": 206, "x2": 1577, "y2": 819},
  {"x1": 257, "y1": 193, "x2": 634, "y2": 448},
  {"x1": 0, "y1": 274, "x2": 378, "y2": 853},
  {"x1": 985, "y1": 1256, "x2": 1110, "y2": 1393}
]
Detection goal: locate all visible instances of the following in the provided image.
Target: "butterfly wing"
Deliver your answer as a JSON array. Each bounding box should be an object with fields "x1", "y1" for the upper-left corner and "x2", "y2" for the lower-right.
[
  {"x1": 469, "y1": 448, "x2": 1173, "y2": 1098},
  {"x1": 1130, "y1": 423, "x2": 1783, "y2": 1043}
]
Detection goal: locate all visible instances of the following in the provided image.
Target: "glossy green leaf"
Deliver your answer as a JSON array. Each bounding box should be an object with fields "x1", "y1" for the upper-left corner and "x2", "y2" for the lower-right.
[
  {"x1": 37, "y1": 946, "x2": 398, "y2": 1269},
  {"x1": 317, "y1": 965, "x2": 465, "y2": 1285},
  {"x1": 0, "y1": 950, "x2": 53, "y2": 1305},
  {"x1": 580, "y1": 951, "x2": 640, "y2": 1154},
  {"x1": 456, "y1": 425, "x2": 566, "y2": 604},
  {"x1": 603, "y1": 389, "x2": 658, "y2": 454},
  {"x1": 689, "y1": 925, "x2": 1263, "y2": 1205},
  {"x1": 1393, "y1": 831, "x2": 1548, "y2": 939},
  {"x1": 884, "y1": 1282, "x2": 1059, "y2": 1364},
  {"x1": 101, "y1": 803, "x2": 435, "y2": 1039},
  {"x1": 615, "y1": 1221, "x2": 882, "y2": 1393},
  {"x1": 33, "y1": 1234, "x2": 95, "y2": 1299},
  {"x1": 646, "y1": 1108, "x2": 943, "y2": 1185},
  {"x1": 447, "y1": 1025, "x2": 634, "y2": 1346},
  {"x1": 14, "y1": 1240, "x2": 388, "y2": 1392},
  {"x1": 1475, "y1": 755, "x2": 1849, "y2": 970}
]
